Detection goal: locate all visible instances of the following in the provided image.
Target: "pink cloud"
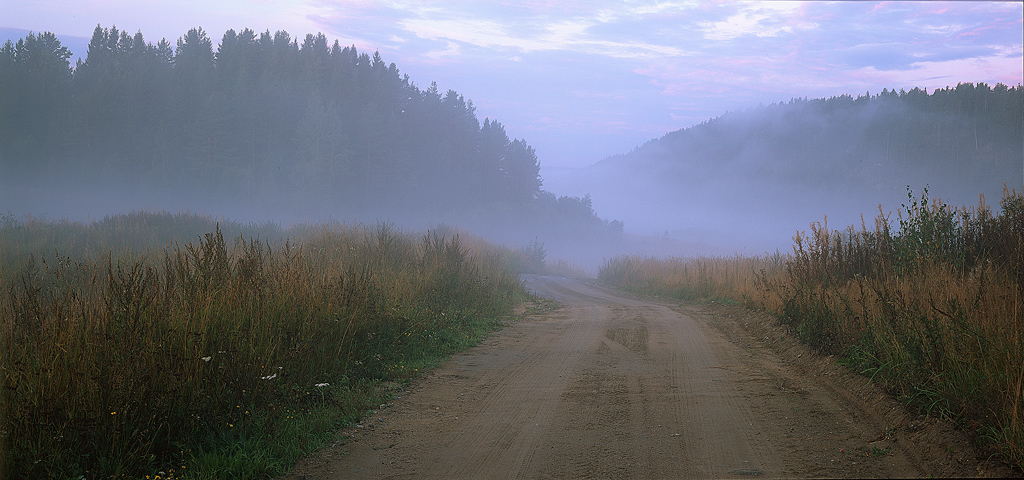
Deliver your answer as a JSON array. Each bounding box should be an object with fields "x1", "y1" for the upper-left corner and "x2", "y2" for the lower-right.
[{"x1": 957, "y1": 25, "x2": 996, "y2": 39}]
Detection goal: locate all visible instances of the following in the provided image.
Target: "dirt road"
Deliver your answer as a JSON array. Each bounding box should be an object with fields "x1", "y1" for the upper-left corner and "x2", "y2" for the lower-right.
[{"x1": 286, "y1": 275, "x2": 1011, "y2": 479}]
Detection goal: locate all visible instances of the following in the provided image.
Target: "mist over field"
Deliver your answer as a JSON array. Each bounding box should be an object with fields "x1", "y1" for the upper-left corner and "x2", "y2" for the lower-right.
[
  {"x1": 547, "y1": 86, "x2": 1023, "y2": 255},
  {"x1": 1, "y1": 23, "x2": 1022, "y2": 270},
  {"x1": 0, "y1": 27, "x2": 631, "y2": 269},
  {"x1": 3, "y1": 5, "x2": 1024, "y2": 477}
]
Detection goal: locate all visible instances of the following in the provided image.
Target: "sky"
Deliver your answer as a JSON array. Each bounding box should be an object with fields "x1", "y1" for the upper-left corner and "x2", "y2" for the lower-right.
[{"x1": 3, "y1": 1, "x2": 1022, "y2": 175}]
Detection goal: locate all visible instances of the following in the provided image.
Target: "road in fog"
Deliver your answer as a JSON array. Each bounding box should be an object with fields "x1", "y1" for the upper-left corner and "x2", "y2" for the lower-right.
[{"x1": 285, "y1": 276, "x2": 1003, "y2": 479}]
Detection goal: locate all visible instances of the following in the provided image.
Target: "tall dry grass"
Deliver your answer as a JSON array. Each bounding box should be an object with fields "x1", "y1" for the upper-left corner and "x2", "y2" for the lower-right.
[
  {"x1": 599, "y1": 187, "x2": 1023, "y2": 470},
  {"x1": 597, "y1": 252, "x2": 787, "y2": 305},
  {"x1": 0, "y1": 214, "x2": 528, "y2": 478}
]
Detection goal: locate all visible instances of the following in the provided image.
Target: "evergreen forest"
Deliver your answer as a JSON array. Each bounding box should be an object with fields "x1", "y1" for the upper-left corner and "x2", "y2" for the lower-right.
[
  {"x1": 0, "y1": 27, "x2": 622, "y2": 243},
  {"x1": 635, "y1": 83, "x2": 1022, "y2": 193},
  {"x1": 552, "y1": 82, "x2": 1022, "y2": 252}
]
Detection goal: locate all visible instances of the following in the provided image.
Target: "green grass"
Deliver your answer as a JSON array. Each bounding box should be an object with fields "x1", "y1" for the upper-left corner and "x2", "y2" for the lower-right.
[{"x1": 0, "y1": 212, "x2": 532, "y2": 479}]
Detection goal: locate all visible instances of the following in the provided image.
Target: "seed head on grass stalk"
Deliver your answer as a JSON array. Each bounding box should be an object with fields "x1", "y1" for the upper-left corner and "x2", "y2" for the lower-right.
[{"x1": 599, "y1": 187, "x2": 1024, "y2": 470}]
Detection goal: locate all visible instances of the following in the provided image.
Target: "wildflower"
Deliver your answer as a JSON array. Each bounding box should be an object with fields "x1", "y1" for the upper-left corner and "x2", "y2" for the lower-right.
[
  {"x1": 261, "y1": 373, "x2": 278, "y2": 380},
  {"x1": 201, "y1": 356, "x2": 211, "y2": 362}
]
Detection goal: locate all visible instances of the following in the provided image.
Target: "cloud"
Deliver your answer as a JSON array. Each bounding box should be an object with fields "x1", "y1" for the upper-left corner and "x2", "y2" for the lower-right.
[
  {"x1": 308, "y1": 1, "x2": 705, "y2": 63},
  {"x1": 698, "y1": 2, "x2": 816, "y2": 41},
  {"x1": 424, "y1": 39, "x2": 461, "y2": 60},
  {"x1": 844, "y1": 53, "x2": 1024, "y2": 91},
  {"x1": 396, "y1": 14, "x2": 688, "y2": 59},
  {"x1": 839, "y1": 42, "x2": 999, "y2": 71}
]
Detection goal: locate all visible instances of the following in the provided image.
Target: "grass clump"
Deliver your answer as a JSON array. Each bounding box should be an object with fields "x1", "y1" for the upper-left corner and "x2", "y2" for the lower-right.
[
  {"x1": 597, "y1": 252, "x2": 786, "y2": 304},
  {"x1": 0, "y1": 214, "x2": 528, "y2": 479},
  {"x1": 599, "y1": 186, "x2": 1023, "y2": 470}
]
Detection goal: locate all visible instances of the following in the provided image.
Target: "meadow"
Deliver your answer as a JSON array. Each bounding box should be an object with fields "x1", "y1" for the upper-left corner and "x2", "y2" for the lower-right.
[
  {"x1": 600, "y1": 187, "x2": 1023, "y2": 471},
  {"x1": 0, "y1": 212, "x2": 532, "y2": 478}
]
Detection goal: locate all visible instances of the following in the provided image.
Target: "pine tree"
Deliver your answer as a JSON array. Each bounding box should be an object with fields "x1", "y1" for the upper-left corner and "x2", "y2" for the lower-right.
[{"x1": 0, "y1": 31, "x2": 72, "y2": 173}]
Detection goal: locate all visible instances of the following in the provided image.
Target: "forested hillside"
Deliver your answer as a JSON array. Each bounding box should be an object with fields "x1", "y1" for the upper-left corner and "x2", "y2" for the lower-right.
[
  {"x1": 549, "y1": 83, "x2": 1022, "y2": 252},
  {"x1": 0, "y1": 27, "x2": 620, "y2": 246}
]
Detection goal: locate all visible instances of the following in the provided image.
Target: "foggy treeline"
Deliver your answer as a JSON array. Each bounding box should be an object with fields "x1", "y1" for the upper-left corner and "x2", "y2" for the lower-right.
[
  {"x1": 639, "y1": 84, "x2": 1021, "y2": 191},
  {"x1": 0, "y1": 27, "x2": 622, "y2": 246},
  {"x1": 5, "y1": 27, "x2": 1020, "y2": 261},
  {"x1": 551, "y1": 83, "x2": 1023, "y2": 253}
]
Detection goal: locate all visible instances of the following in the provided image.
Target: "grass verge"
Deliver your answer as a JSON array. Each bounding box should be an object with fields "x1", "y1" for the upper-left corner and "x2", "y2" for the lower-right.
[
  {"x1": 1, "y1": 212, "x2": 530, "y2": 479},
  {"x1": 598, "y1": 186, "x2": 1023, "y2": 471}
]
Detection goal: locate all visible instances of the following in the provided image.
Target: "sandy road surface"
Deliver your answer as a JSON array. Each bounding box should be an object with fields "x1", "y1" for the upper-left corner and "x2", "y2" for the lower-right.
[{"x1": 285, "y1": 275, "x2": 1011, "y2": 479}]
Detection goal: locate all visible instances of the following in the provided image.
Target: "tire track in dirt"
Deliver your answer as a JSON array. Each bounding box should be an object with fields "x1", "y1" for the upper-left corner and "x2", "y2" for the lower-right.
[
  {"x1": 425, "y1": 299, "x2": 605, "y2": 479},
  {"x1": 284, "y1": 276, "x2": 1012, "y2": 479}
]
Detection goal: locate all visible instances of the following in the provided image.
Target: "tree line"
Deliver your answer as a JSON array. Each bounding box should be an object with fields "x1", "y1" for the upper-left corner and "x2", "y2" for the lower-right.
[
  {"x1": 609, "y1": 81, "x2": 1022, "y2": 209},
  {"x1": 0, "y1": 26, "x2": 620, "y2": 239},
  {"x1": 653, "y1": 82, "x2": 1022, "y2": 183}
]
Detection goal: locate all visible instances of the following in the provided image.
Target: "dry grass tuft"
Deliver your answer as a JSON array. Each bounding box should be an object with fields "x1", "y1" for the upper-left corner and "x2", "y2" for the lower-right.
[
  {"x1": 0, "y1": 214, "x2": 529, "y2": 478},
  {"x1": 600, "y1": 186, "x2": 1023, "y2": 470}
]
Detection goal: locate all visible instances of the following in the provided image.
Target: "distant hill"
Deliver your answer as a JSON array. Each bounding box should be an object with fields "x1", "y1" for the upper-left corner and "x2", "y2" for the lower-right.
[
  {"x1": 0, "y1": 27, "x2": 89, "y2": 63},
  {"x1": 547, "y1": 83, "x2": 1023, "y2": 253}
]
